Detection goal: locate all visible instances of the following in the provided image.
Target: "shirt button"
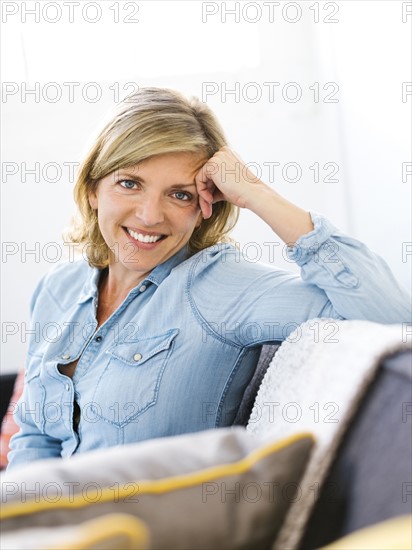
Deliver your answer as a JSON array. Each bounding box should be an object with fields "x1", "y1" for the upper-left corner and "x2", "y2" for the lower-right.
[
  {"x1": 61, "y1": 354, "x2": 71, "y2": 360},
  {"x1": 65, "y1": 383, "x2": 70, "y2": 391},
  {"x1": 95, "y1": 336, "x2": 102, "y2": 342},
  {"x1": 139, "y1": 285, "x2": 147, "y2": 292},
  {"x1": 133, "y1": 353, "x2": 142, "y2": 361}
]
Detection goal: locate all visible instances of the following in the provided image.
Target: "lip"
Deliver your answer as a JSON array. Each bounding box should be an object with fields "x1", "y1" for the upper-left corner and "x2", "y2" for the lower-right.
[
  {"x1": 124, "y1": 226, "x2": 166, "y2": 237},
  {"x1": 123, "y1": 227, "x2": 167, "y2": 250}
]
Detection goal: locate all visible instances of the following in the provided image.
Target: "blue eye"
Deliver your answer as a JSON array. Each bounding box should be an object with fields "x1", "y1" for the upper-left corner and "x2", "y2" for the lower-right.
[
  {"x1": 174, "y1": 191, "x2": 191, "y2": 201},
  {"x1": 119, "y1": 180, "x2": 137, "y2": 189}
]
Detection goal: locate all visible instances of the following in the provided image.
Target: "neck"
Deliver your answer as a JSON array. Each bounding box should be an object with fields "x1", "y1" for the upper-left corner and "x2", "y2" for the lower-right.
[{"x1": 98, "y1": 267, "x2": 146, "y2": 304}]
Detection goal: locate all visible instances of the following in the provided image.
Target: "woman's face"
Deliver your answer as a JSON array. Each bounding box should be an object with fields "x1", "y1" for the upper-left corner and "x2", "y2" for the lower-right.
[{"x1": 88, "y1": 151, "x2": 205, "y2": 280}]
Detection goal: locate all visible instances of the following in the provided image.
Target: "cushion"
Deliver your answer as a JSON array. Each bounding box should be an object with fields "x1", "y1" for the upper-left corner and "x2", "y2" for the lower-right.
[
  {"x1": 1, "y1": 427, "x2": 314, "y2": 549},
  {"x1": 0, "y1": 513, "x2": 150, "y2": 550},
  {"x1": 320, "y1": 515, "x2": 412, "y2": 550},
  {"x1": 300, "y1": 349, "x2": 412, "y2": 548},
  {"x1": 233, "y1": 344, "x2": 280, "y2": 426},
  {"x1": 0, "y1": 370, "x2": 24, "y2": 470}
]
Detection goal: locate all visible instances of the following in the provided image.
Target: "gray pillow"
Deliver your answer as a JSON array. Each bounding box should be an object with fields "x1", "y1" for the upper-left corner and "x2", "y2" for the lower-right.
[
  {"x1": 0, "y1": 513, "x2": 150, "y2": 550},
  {"x1": 1, "y1": 426, "x2": 313, "y2": 549}
]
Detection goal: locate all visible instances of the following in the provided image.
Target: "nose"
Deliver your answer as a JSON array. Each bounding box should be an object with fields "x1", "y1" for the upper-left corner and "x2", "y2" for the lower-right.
[{"x1": 134, "y1": 195, "x2": 165, "y2": 226}]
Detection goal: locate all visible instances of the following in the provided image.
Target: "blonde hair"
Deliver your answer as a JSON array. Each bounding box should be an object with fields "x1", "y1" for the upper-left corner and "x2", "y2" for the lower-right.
[{"x1": 64, "y1": 87, "x2": 239, "y2": 268}]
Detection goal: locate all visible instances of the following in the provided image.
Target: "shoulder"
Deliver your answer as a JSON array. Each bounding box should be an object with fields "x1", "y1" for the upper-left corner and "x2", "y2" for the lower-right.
[
  {"x1": 183, "y1": 242, "x2": 285, "y2": 284},
  {"x1": 177, "y1": 242, "x2": 319, "y2": 338},
  {"x1": 181, "y1": 241, "x2": 300, "y2": 307},
  {"x1": 41, "y1": 257, "x2": 91, "y2": 282},
  {"x1": 30, "y1": 258, "x2": 96, "y2": 313},
  {"x1": 39, "y1": 258, "x2": 92, "y2": 292}
]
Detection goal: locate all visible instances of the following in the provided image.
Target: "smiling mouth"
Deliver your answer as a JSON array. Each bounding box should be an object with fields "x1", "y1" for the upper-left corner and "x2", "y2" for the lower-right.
[{"x1": 123, "y1": 227, "x2": 167, "y2": 244}]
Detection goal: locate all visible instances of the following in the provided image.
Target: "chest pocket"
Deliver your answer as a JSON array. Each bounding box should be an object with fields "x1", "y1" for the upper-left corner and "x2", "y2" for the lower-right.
[{"x1": 91, "y1": 329, "x2": 179, "y2": 427}]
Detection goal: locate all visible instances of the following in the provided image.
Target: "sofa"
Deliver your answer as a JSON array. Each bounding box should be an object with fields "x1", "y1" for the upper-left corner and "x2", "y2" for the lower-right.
[{"x1": 1, "y1": 320, "x2": 411, "y2": 550}]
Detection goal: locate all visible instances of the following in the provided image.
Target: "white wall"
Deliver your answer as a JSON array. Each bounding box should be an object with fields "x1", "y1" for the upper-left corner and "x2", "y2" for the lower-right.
[{"x1": 1, "y1": 1, "x2": 411, "y2": 373}]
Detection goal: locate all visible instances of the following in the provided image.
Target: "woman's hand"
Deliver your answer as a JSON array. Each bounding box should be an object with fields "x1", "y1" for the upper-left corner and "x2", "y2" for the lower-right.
[
  {"x1": 195, "y1": 146, "x2": 267, "y2": 220},
  {"x1": 195, "y1": 146, "x2": 314, "y2": 246}
]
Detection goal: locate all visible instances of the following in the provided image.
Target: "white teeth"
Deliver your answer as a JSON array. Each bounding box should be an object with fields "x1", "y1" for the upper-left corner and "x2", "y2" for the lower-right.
[{"x1": 127, "y1": 228, "x2": 163, "y2": 243}]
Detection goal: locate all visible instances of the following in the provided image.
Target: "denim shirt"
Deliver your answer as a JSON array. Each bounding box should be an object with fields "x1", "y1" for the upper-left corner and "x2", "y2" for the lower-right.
[{"x1": 8, "y1": 212, "x2": 410, "y2": 469}]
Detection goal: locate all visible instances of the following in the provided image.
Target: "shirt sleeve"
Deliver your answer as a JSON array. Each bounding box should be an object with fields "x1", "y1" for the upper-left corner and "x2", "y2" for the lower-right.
[
  {"x1": 7, "y1": 272, "x2": 63, "y2": 470},
  {"x1": 7, "y1": 389, "x2": 63, "y2": 470},
  {"x1": 286, "y1": 211, "x2": 411, "y2": 324},
  {"x1": 189, "y1": 212, "x2": 411, "y2": 348}
]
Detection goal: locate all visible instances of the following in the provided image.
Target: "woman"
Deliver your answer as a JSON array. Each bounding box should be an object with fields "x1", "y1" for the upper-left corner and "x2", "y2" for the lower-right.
[{"x1": 8, "y1": 87, "x2": 410, "y2": 469}]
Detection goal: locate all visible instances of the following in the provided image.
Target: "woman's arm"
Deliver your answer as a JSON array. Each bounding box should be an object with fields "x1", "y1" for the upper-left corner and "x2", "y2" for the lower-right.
[
  {"x1": 7, "y1": 273, "x2": 63, "y2": 470},
  {"x1": 7, "y1": 394, "x2": 63, "y2": 470},
  {"x1": 241, "y1": 185, "x2": 314, "y2": 247},
  {"x1": 195, "y1": 147, "x2": 411, "y2": 324}
]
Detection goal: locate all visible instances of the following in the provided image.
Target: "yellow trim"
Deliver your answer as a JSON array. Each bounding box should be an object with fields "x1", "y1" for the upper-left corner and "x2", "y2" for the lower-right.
[
  {"x1": 321, "y1": 515, "x2": 412, "y2": 550},
  {"x1": 1, "y1": 431, "x2": 314, "y2": 520},
  {"x1": 48, "y1": 514, "x2": 149, "y2": 550}
]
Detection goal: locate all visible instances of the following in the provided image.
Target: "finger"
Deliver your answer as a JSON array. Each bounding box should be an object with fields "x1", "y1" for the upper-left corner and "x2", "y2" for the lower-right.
[
  {"x1": 195, "y1": 157, "x2": 220, "y2": 186},
  {"x1": 195, "y1": 170, "x2": 215, "y2": 202},
  {"x1": 199, "y1": 195, "x2": 212, "y2": 219},
  {"x1": 197, "y1": 184, "x2": 214, "y2": 204},
  {"x1": 209, "y1": 189, "x2": 225, "y2": 204}
]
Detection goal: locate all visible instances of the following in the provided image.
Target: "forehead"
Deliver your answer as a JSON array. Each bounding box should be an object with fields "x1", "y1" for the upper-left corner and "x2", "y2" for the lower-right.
[{"x1": 120, "y1": 151, "x2": 207, "y2": 179}]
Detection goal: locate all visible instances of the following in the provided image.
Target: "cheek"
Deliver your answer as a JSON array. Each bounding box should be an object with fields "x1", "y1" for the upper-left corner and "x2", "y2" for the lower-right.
[
  {"x1": 168, "y1": 203, "x2": 200, "y2": 229},
  {"x1": 183, "y1": 209, "x2": 202, "y2": 232},
  {"x1": 96, "y1": 206, "x2": 124, "y2": 240},
  {"x1": 99, "y1": 198, "x2": 124, "y2": 220}
]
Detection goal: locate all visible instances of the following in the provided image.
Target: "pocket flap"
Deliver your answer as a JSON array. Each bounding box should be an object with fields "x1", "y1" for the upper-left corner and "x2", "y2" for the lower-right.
[
  {"x1": 24, "y1": 360, "x2": 42, "y2": 382},
  {"x1": 106, "y1": 329, "x2": 179, "y2": 366}
]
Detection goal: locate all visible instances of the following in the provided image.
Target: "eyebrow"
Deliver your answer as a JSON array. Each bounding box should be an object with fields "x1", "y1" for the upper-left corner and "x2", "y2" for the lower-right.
[{"x1": 115, "y1": 172, "x2": 197, "y2": 189}]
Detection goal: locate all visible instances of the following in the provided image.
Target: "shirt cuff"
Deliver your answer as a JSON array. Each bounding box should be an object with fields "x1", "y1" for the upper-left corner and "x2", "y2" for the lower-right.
[
  {"x1": 286, "y1": 211, "x2": 335, "y2": 266},
  {"x1": 286, "y1": 211, "x2": 360, "y2": 288}
]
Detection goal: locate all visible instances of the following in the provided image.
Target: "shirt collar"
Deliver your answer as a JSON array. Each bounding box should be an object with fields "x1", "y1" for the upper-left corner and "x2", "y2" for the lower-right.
[
  {"x1": 144, "y1": 244, "x2": 190, "y2": 287},
  {"x1": 77, "y1": 244, "x2": 191, "y2": 304}
]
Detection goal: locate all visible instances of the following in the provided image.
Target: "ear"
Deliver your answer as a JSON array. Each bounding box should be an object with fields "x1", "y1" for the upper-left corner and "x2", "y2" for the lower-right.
[{"x1": 88, "y1": 189, "x2": 98, "y2": 210}]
